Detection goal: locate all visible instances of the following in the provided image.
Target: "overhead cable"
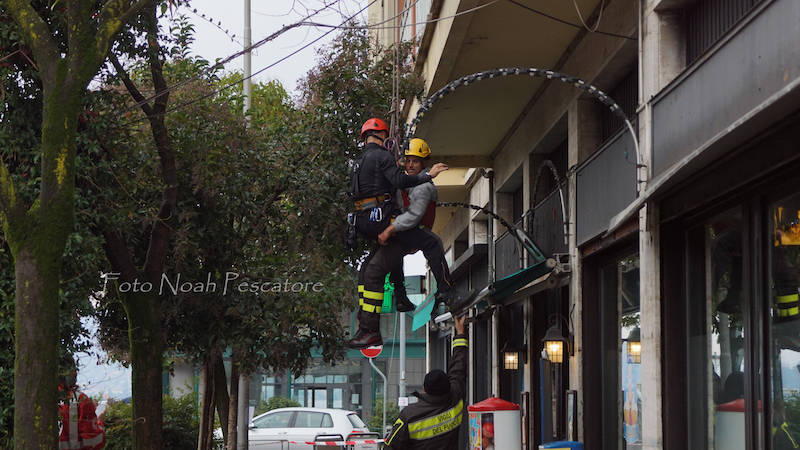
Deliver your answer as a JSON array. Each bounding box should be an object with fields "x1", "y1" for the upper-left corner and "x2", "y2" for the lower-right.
[
  {"x1": 115, "y1": 0, "x2": 380, "y2": 127},
  {"x1": 113, "y1": 0, "x2": 342, "y2": 119},
  {"x1": 506, "y1": 0, "x2": 634, "y2": 40},
  {"x1": 572, "y1": 0, "x2": 605, "y2": 33}
]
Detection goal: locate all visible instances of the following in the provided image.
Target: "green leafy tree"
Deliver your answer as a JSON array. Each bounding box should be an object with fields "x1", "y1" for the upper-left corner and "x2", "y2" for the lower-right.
[
  {"x1": 368, "y1": 397, "x2": 401, "y2": 433},
  {"x1": 103, "y1": 394, "x2": 217, "y2": 450}
]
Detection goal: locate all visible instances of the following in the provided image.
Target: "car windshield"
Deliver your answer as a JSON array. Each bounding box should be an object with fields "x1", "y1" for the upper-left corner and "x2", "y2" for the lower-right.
[{"x1": 347, "y1": 413, "x2": 367, "y2": 428}]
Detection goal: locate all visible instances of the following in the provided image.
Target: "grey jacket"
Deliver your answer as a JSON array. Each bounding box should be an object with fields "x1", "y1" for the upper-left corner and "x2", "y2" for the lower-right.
[{"x1": 393, "y1": 182, "x2": 438, "y2": 232}]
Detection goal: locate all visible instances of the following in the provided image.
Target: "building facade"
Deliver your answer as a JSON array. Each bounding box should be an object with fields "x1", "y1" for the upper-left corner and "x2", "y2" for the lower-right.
[{"x1": 370, "y1": 0, "x2": 800, "y2": 448}]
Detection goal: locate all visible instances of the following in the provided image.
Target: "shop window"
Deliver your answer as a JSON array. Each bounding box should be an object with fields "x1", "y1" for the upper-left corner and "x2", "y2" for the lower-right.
[
  {"x1": 770, "y1": 195, "x2": 800, "y2": 449},
  {"x1": 620, "y1": 255, "x2": 641, "y2": 448},
  {"x1": 583, "y1": 249, "x2": 640, "y2": 449},
  {"x1": 685, "y1": 209, "x2": 758, "y2": 449}
]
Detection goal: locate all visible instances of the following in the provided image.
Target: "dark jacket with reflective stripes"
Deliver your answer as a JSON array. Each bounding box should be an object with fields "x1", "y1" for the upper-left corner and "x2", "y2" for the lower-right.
[
  {"x1": 351, "y1": 143, "x2": 432, "y2": 203},
  {"x1": 385, "y1": 334, "x2": 468, "y2": 449}
]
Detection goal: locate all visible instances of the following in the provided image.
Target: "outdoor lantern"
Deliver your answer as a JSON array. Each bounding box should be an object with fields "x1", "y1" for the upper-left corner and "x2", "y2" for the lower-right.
[
  {"x1": 626, "y1": 327, "x2": 641, "y2": 364},
  {"x1": 501, "y1": 343, "x2": 526, "y2": 370},
  {"x1": 542, "y1": 324, "x2": 569, "y2": 364},
  {"x1": 504, "y1": 350, "x2": 519, "y2": 370}
]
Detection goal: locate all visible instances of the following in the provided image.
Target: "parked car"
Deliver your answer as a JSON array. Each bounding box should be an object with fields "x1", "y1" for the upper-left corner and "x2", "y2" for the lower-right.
[{"x1": 246, "y1": 407, "x2": 379, "y2": 449}]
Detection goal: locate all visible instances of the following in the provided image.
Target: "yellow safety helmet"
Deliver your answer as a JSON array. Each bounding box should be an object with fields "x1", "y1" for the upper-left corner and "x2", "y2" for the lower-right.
[{"x1": 405, "y1": 138, "x2": 431, "y2": 159}]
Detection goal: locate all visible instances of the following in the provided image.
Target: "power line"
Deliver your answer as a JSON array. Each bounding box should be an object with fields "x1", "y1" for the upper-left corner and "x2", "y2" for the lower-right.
[
  {"x1": 112, "y1": 0, "x2": 342, "y2": 119},
  {"x1": 302, "y1": 0, "x2": 500, "y2": 31},
  {"x1": 506, "y1": 0, "x2": 634, "y2": 40},
  {"x1": 116, "y1": 0, "x2": 380, "y2": 127}
]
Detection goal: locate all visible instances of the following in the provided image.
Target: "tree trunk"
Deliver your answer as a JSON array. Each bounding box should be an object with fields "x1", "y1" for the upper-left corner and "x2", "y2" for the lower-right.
[
  {"x1": 11, "y1": 83, "x2": 79, "y2": 449},
  {"x1": 213, "y1": 349, "x2": 230, "y2": 440},
  {"x1": 13, "y1": 249, "x2": 60, "y2": 449},
  {"x1": 127, "y1": 294, "x2": 163, "y2": 450},
  {"x1": 226, "y1": 363, "x2": 239, "y2": 450},
  {"x1": 197, "y1": 357, "x2": 216, "y2": 450}
]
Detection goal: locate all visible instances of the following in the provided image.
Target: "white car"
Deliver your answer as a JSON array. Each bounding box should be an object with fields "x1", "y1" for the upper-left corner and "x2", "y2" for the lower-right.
[{"x1": 247, "y1": 407, "x2": 380, "y2": 449}]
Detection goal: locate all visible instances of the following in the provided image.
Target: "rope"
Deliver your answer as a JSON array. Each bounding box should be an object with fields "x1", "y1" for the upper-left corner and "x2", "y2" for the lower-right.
[{"x1": 402, "y1": 67, "x2": 645, "y2": 189}]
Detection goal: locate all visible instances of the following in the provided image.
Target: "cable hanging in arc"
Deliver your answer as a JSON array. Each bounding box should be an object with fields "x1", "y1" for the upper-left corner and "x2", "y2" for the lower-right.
[{"x1": 403, "y1": 67, "x2": 645, "y2": 190}]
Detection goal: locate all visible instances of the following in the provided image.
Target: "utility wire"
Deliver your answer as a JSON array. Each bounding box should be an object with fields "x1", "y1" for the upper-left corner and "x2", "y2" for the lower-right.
[
  {"x1": 572, "y1": 0, "x2": 605, "y2": 33},
  {"x1": 116, "y1": 0, "x2": 379, "y2": 127},
  {"x1": 112, "y1": 0, "x2": 341, "y2": 119},
  {"x1": 506, "y1": 0, "x2": 634, "y2": 40},
  {"x1": 302, "y1": 0, "x2": 499, "y2": 31}
]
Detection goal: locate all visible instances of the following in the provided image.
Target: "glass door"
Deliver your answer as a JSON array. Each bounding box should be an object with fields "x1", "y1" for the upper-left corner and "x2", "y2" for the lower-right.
[{"x1": 768, "y1": 194, "x2": 800, "y2": 449}]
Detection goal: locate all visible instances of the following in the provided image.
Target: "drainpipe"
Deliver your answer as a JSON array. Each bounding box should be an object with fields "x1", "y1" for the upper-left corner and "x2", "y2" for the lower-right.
[{"x1": 483, "y1": 169, "x2": 499, "y2": 397}]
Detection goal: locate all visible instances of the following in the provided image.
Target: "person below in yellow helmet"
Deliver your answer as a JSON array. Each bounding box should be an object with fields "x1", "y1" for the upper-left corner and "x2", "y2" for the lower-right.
[{"x1": 377, "y1": 138, "x2": 474, "y2": 318}]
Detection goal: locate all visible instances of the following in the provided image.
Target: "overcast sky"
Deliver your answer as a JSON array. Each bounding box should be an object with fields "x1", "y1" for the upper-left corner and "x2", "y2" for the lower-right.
[{"x1": 177, "y1": 0, "x2": 367, "y2": 96}]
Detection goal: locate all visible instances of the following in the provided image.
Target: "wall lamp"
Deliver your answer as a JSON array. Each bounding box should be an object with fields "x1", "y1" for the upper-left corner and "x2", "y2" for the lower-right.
[
  {"x1": 625, "y1": 326, "x2": 641, "y2": 364},
  {"x1": 502, "y1": 343, "x2": 527, "y2": 370},
  {"x1": 542, "y1": 315, "x2": 573, "y2": 364}
]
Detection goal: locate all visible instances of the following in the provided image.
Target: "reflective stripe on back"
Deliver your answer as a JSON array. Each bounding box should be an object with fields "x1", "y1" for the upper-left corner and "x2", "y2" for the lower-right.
[{"x1": 408, "y1": 400, "x2": 464, "y2": 440}]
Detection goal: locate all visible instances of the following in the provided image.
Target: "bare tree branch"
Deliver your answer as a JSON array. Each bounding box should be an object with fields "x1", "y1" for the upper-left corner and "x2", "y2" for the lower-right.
[
  {"x1": 108, "y1": 53, "x2": 154, "y2": 116},
  {"x1": 4, "y1": 0, "x2": 61, "y2": 85},
  {"x1": 138, "y1": 4, "x2": 177, "y2": 282},
  {"x1": 95, "y1": 0, "x2": 155, "y2": 67}
]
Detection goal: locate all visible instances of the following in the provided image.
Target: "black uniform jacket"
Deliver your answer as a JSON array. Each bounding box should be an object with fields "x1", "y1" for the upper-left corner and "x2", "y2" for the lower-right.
[
  {"x1": 385, "y1": 334, "x2": 468, "y2": 450},
  {"x1": 353, "y1": 142, "x2": 431, "y2": 202}
]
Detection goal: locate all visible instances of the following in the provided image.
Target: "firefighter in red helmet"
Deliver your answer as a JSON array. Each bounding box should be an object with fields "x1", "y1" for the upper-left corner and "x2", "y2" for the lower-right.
[{"x1": 347, "y1": 118, "x2": 449, "y2": 348}]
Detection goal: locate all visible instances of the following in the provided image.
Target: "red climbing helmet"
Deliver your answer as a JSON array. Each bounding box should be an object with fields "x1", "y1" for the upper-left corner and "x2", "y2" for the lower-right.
[{"x1": 360, "y1": 117, "x2": 389, "y2": 139}]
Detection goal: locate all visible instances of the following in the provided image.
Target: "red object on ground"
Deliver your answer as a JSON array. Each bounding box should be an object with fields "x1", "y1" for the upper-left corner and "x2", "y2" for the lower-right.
[
  {"x1": 58, "y1": 391, "x2": 106, "y2": 449},
  {"x1": 468, "y1": 397, "x2": 520, "y2": 412}
]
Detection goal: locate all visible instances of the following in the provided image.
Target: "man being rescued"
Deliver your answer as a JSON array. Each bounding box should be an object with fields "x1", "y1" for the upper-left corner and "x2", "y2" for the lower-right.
[{"x1": 378, "y1": 138, "x2": 470, "y2": 318}]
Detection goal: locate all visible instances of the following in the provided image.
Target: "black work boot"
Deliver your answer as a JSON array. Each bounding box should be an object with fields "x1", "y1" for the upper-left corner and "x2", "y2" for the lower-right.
[
  {"x1": 347, "y1": 329, "x2": 383, "y2": 349},
  {"x1": 435, "y1": 289, "x2": 479, "y2": 316},
  {"x1": 395, "y1": 284, "x2": 415, "y2": 312}
]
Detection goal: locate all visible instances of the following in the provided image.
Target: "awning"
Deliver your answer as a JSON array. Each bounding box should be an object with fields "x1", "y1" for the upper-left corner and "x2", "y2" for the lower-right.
[
  {"x1": 491, "y1": 259, "x2": 557, "y2": 303},
  {"x1": 411, "y1": 292, "x2": 437, "y2": 331}
]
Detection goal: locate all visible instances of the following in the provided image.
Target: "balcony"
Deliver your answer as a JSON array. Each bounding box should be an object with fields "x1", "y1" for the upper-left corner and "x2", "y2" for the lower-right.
[
  {"x1": 576, "y1": 127, "x2": 638, "y2": 245},
  {"x1": 495, "y1": 184, "x2": 569, "y2": 279},
  {"x1": 651, "y1": 0, "x2": 800, "y2": 180}
]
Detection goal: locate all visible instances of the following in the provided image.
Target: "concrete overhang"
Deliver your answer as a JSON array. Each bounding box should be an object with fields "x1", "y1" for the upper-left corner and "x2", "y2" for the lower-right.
[{"x1": 408, "y1": 0, "x2": 603, "y2": 168}]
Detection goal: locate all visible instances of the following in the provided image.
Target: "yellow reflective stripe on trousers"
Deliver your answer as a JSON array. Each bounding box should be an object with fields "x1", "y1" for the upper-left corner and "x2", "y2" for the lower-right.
[
  {"x1": 362, "y1": 289, "x2": 384, "y2": 300},
  {"x1": 386, "y1": 418, "x2": 405, "y2": 445},
  {"x1": 780, "y1": 306, "x2": 800, "y2": 317},
  {"x1": 777, "y1": 293, "x2": 799, "y2": 304},
  {"x1": 408, "y1": 400, "x2": 464, "y2": 440},
  {"x1": 452, "y1": 338, "x2": 468, "y2": 349},
  {"x1": 359, "y1": 298, "x2": 382, "y2": 313}
]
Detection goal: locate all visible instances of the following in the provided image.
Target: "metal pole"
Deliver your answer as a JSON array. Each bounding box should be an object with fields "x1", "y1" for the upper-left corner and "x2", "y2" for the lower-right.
[
  {"x1": 237, "y1": 3, "x2": 252, "y2": 449},
  {"x1": 399, "y1": 311, "x2": 406, "y2": 404},
  {"x1": 368, "y1": 358, "x2": 387, "y2": 435},
  {"x1": 243, "y1": 0, "x2": 252, "y2": 116}
]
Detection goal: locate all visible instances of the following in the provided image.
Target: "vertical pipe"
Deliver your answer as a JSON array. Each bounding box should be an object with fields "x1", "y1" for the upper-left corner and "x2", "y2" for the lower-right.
[{"x1": 485, "y1": 170, "x2": 499, "y2": 397}]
